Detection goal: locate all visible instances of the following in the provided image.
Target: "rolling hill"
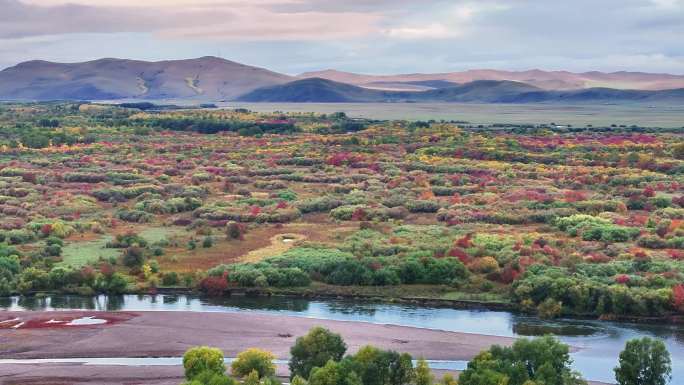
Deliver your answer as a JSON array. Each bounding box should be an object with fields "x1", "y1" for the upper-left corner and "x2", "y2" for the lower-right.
[
  {"x1": 299, "y1": 69, "x2": 684, "y2": 91},
  {"x1": 238, "y1": 77, "x2": 684, "y2": 104},
  {"x1": 2, "y1": 56, "x2": 683, "y2": 104},
  {"x1": 236, "y1": 78, "x2": 399, "y2": 102},
  {"x1": 0, "y1": 56, "x2": 293, "y2": 101}
]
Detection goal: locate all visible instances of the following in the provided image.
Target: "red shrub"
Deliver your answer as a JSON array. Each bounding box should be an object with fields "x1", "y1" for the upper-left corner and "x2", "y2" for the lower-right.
[
  {"x1": 200, "y1": 274, "x2": 229, "y2": 297},
  {"x1": 499, "y1": 266, "x2": 521, "y2": 284},
  {"x1": 99, "y1": 263, "x2": 115, "y2": 278},
  {"x1": 40, "y1": 224, "x2": 53, "y2": 236},
  {"x1": 615, "y1": 274, "x2": 630, "y2": 284},
  {"x1": 448, "y1": 247, "x2": 470, "y2": 264},
  {"x1": 351, "y1": 208, "x2": 367, "y2": 221},
  {"x1": 673, "y1": 284, "x2": 684, "y2": 311},
  {"x1": 455, "y1": 233, "x2": 473, "y2": 249}
]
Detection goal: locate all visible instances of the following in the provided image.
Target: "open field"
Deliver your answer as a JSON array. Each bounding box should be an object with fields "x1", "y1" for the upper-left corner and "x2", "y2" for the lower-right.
[{"x1": 228, "y1": 102, "x2": 684, "y2": 128}]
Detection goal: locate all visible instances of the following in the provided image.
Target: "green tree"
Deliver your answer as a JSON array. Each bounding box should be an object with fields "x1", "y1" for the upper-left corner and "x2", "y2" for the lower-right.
[
  {"x1": 414, "y1": 358, "x2": 433, "y2": 385},
  {"x1": 440, "y1": 374, "x2": 457, "y2": 385},
  {"x1": 290, "y1": 327, "x2": 347, "y2": 379},
  {"x1": 388, "y1": 352, "x2": 414, "y2": 385},
  {"x1": 231, "y1": 348, "x2": 276, "y2": 378},
  {"x1": 292, "y1": 375, "x2": 309, "y2": 385},
  {"x1": 244, "y1": 370, "x2": 262, "y2": 385},
  {"x1": 348, "y1": 345, "x2": 391, "y2": 385},
  {"x1": 614, "y1": 337, "x2": 671, "y2": 385},
  {"x1": 458, "y1": 351, "x2": 510, "y2": 385},
  {"x1": 459, "y1": 336, "x2": 586, "y2": 385},
  {"x1": 308, "y1": 360, "x2": 362, "y2": 385},
  {"x1": 182, "y1": 370, "x2": 237, "y2": 385},
  {"x1": 183, "y1": 346, "x2": 226, "y2": 380}
]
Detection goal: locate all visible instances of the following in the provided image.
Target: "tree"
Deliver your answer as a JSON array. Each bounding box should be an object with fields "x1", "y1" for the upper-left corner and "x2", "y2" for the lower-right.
[
  {"x1": 614, "y1": 337, "x2": 671, "y2": 385},
  {"x1": 244, "y1": 370, "x2": 262, "y2": 385},
  {"x1": 308, "y1": 360, "x2": 362, "y2": 385},
  {"x1": 291, "y1": 375, "x2": 309, "y2": 385},
  {"x1": 182, "y1": 370, "x2": 237, "y2": 385},
  {"x1": 414, "y1": 358, "x2": 433, "y2": 385},
  {"x1": 387, "y1": 352, "x2": 414, "y2": 385},
  {"x1": 440, "y1": 374, "x2": 457, "y2": 385},
  {"x1": 458, "y1": 351, "x2": 511, "y2": 385},
  {"x1": 347, "y1": 345, "x2": 392, "y2": 385},
  {"x1": 231, "y1": 348, "x2": 276, "y2": 378},
  {"x1": 122, "y1": 246, "x2": 145, "y2": 268},
  {"x1": 290, "y1": 327, "x2": 347, "y2": 379},
  {"x1": 459, "y1": 336, "x2": 586, "y2": 385},
  {"x1": 183, "y1": 346, "x2": 226, "y2": 380}
]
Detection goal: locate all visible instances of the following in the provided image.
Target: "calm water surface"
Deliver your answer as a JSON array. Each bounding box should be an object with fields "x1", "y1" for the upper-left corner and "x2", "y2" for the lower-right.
[{"x1": 2, "y1": 294, "x2": 683, "y2": 383}]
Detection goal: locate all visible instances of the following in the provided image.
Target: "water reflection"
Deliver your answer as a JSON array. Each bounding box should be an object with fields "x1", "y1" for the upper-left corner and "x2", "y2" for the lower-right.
[
  {"x1": 201, "y1": 296, "x2": 310, "y2": 312},
  {"x1": 512, "y1": 321, "x2": 602, "y2": 337},
  {"x1": 163, "y1": 295, "x2": 179, "y2": 305},
  {"x1": 0, "y1": 296, "x2": 12, "y2": 309}
]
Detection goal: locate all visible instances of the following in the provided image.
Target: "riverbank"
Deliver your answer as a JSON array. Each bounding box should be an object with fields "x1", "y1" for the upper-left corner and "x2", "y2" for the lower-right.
[
  {"x1": 0, "y1": 310, "x2": 514, "y2": 360},
  {"x1": 0, "y1": 310, "x2": 513, "y2": 384},
  {"x1": 0, "y1": 307, "x2": 629, "y2": 384}
]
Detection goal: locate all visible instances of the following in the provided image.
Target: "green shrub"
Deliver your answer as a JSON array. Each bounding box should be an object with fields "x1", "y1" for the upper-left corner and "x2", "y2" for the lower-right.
[
  {"x1": 231, "y1": 348, "x2": 275, "y2": 378},
  {"x1": 183, "y1": 346, "x2": 226, "y2": 380}
]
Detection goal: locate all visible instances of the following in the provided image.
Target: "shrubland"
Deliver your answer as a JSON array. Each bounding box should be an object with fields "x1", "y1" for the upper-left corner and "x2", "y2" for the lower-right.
[{"x1": 0, "y1": 102, "x2": 682, "y2": 320}]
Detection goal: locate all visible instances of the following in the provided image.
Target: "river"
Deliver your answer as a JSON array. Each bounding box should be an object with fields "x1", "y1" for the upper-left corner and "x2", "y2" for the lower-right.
[{"x1": 1, "y1": 294, "x2": 683, "y2": 383}]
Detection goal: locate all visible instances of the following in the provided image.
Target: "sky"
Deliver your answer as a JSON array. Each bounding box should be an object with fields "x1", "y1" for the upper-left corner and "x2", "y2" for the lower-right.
[{"x1": 1, "y1": 0, "x2": 683, "y2": 75}]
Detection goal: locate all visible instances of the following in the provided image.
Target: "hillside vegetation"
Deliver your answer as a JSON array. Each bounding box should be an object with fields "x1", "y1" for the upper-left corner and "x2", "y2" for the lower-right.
[{"x1": 0, "y1": 102, "x2": 683, "y2": 321}]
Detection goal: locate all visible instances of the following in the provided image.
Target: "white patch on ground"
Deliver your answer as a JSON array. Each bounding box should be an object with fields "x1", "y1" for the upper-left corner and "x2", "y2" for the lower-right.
[
  {"x1": 45, "y1": 319, "x2": 67, "y2": 324},
  {"x1": 66, "y1": 316, "x2": 107, "y2": 326}
]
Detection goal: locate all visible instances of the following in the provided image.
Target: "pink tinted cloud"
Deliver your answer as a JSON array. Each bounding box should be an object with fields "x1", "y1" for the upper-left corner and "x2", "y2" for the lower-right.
[{"x1": 5, "y1": 0, "x2": 383, "y2": 40}]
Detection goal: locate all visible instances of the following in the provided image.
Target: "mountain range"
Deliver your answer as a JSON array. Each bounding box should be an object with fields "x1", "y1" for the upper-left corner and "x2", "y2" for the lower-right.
[
  {"x1": 0, "y1": 56, "x2": 292, "y2": 101},
  {"x1": 1, "y1": 56, "x2": 683, "y2": 104},
  {"x1": 237, "y1": 78, "x2": 684, "y2": 104},
  {"x1": 299, "y1": 69, "x2": 684, "y2": 91}
]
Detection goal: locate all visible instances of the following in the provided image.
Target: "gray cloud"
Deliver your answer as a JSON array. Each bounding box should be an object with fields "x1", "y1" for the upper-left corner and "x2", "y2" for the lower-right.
[{"x1": 0, "y1": 0, "x2": 683, "y2": 74}]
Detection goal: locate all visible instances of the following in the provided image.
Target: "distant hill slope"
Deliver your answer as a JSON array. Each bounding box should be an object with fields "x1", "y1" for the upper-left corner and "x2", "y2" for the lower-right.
[
  {"x1": 299, "y1": 69, "x2": 684, "y2": 91},
  {"x1": 238, "y1": 78, "x2": 684, "y2": 104},
  {"x1": 236, "y1": 78, "x2": 398, "y2": 102},
  {"x1": 0, "y1": 56, "x2": 293, "y2": 101},
  {"x1": 507, "y1": 87, "x2": 684, "y2": 103},
  {"x1": 2, "y1": 56, "x2": 683, "y2": 103}
]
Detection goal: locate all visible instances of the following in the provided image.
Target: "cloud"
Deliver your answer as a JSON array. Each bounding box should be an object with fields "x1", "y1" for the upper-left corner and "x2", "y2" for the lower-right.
[
  {"x1": 162, "y1": 10, "x2": 381, "y2": 40},
  {"x1": 0, "y1": 0, "x2": 383, "y2": 40},
  {"x1": 384, "y1": 23, "x2": 461, "y2": 39},
  {"x1": 1, "y1": 0, "x2": 684, "y2": 74},
  {"x1": 382, "y1": 2, "x2": 508, "y2": 40}
]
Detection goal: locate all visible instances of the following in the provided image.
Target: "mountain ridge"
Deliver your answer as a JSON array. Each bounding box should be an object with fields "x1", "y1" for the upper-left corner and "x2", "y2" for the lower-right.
[
  {"x1": 0, "y1": 56, "x2": 293, "y2": 101},
  {"x1": 238, "y1": 77, "x2": 684, "y2": 104},
  {"x1": 2, "y1": 57, "x2": 684, "y2": 103},
  {"x1": 298, "y1": 68, "x2": 684, "y2": 91}
]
